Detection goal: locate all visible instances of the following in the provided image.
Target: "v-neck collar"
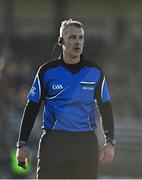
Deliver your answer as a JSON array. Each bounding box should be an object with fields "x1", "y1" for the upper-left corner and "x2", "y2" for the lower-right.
[{"x1": 58, "y1": 54, "x2": 85, "y2": 74}]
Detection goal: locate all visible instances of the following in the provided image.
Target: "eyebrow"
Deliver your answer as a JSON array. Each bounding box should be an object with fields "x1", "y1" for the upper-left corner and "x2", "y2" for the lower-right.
[{"x1": 68, "y1": 33, "x2": 84, "y2": 37}]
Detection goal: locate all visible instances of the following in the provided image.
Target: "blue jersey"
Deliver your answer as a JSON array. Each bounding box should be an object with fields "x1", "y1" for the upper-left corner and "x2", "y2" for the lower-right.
[{"x1": 27, "y1": 56, "x2": 111, "y2": 132}]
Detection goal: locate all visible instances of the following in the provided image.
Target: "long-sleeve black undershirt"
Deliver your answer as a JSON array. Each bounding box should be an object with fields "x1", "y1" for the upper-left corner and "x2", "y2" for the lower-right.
[
  {"x1": 18, "y1": 100, "x2": 41, "y2": 142},
  {"x1": 97, "y1": 101, "x2": 114, "y2": 140}
]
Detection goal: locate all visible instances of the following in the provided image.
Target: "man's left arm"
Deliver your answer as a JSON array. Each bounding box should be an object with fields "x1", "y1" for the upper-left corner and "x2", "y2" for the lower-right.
[
  {"x1": 95, "y1": 71, "x2": 116, "y2": 164},
  {"x1": 97, "y1": 101, "x2": 115, "y2": 164}
]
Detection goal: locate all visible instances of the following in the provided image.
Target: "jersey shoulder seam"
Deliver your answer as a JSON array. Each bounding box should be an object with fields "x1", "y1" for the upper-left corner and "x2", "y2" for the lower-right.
[
  {"x1": 38, "y1": 58, "x2": 60, "y2": 74},
  {"x1": 84, "y1": 60, "x2": 102, "y2": 72}
]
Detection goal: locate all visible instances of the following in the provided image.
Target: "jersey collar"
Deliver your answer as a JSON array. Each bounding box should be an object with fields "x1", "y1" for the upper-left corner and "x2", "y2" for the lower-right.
[{"x1": 58, "y1": 54, "x2": 85, "y2": 74}]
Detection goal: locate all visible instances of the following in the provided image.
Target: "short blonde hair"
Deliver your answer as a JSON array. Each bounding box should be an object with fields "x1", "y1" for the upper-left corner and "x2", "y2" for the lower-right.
[{"x1": 59, "y1": 19, "x2": 83, "y2": 37}]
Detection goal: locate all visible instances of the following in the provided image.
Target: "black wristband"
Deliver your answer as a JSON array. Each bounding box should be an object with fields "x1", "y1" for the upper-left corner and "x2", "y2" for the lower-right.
[{"x1": 16, "y1": 141, "x2": 28, "y2": 148}]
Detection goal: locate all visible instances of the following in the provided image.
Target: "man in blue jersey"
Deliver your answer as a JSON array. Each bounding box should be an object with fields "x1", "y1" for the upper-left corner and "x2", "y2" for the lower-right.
[{"x1": 16, "y1": 19, "x2": 115, "y2": 179}]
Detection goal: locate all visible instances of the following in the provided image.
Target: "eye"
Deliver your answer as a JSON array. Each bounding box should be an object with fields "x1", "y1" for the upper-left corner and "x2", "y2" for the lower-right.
[
  {"x1": 79, "y1": 35, "x2": 84, "y2": 39},
  {"x1": 69, "y1": 35, "x2": 76, "y2": 40},
  {"x1": 79, "y1": 35, "x2": 84, "y2": 40}
]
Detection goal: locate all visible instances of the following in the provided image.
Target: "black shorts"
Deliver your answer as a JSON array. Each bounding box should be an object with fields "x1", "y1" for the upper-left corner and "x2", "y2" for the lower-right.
[{"x1": 37, "y1": 130, "x2": 99, "y2": 179}]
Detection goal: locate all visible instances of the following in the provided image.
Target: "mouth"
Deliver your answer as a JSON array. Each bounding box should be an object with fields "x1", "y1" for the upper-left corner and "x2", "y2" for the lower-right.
[{"x1": 74, "y1": 47, "x2": 81, "y2": 51}]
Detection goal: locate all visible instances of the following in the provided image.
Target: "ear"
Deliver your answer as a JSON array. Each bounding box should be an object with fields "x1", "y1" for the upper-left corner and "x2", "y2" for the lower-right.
[{"x1": 58, "y1": 37, "x2": 63, "y2": 46}]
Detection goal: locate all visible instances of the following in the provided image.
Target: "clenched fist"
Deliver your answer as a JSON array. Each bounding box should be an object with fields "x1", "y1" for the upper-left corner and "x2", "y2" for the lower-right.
[
  {"x1": 99, "y1": 143, "x2": 115, "y2": 164},
  {"x1": 16, "y1": 145, "x2": 30, "y2": 169}
]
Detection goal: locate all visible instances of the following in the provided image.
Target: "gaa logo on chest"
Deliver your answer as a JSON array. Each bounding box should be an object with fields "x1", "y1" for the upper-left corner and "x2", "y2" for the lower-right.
[{"x1": 52, "y1": 84, "x2": 63, "y2": 90}]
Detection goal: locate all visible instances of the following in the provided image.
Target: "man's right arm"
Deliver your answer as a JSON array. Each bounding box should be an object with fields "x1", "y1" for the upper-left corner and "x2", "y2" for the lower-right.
[
  {"x1": 16, "y1": 99, "x2": 41, "y2": 169},
  {"x1": 16, "y1": 65, "x2": 46, "y2": 169}
]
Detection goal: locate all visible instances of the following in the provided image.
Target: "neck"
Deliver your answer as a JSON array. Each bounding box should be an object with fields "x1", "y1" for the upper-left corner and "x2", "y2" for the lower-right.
[{"x1": 63, "y1": 51, "x2": 80, "y2": 64}]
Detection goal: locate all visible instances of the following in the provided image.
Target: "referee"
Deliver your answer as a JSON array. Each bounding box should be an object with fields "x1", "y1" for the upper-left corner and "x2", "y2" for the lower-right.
[{"x1": 16, "y1": 19, "x2": 115, "y2": 179}]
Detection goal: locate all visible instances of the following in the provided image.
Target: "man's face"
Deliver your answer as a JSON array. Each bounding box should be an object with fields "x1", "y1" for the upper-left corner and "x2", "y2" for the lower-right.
[{"x1": 62, "y1": 25, "x2": 84, "y2": 59}]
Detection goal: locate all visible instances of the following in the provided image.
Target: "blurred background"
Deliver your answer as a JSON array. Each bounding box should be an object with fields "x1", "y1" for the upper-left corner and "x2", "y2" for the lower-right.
[{"x1": 0, "y1": 0, "x2": 142, "y2": 178}]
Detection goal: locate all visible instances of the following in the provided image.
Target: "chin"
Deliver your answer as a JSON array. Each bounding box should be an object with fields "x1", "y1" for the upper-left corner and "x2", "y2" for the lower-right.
[
  {"x1": 71, "y1": 53, "x2": 81, "y2": 58},
  {"x1": 71, "y1": 55, "x2": 80, "y2": 59}
]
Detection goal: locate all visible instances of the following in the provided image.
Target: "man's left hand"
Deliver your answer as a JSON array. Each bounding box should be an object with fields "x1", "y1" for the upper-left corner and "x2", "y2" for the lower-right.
[{"x1": 99, "y1": 143, "x2": 115, "y2": 164}]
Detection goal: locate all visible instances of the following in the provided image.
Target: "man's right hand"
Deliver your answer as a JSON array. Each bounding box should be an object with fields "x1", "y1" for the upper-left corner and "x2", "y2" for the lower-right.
[{"x1": 16, "y1": 145, "x2": 30, "y2": 169}]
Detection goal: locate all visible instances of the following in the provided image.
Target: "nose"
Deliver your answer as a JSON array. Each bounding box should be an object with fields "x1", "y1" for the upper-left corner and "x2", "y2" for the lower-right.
[{"x1": 75, "y1": 37, "x2": 81, "y2": 45}]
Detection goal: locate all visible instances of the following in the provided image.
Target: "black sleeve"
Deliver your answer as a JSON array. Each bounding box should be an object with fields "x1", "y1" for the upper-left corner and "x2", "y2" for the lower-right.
[
  {"x1": 97, "y1": 101, "x2": 114, "y2": 140},
  {"x1": 17, "y1": 100, "x2": 41, "y2": 142},
  {"x1": 17, "y1": 66, "x2": 47, "y2": 143},
  {"x1": 95, "y1": 72, "x2": 114, "y2": 141}
]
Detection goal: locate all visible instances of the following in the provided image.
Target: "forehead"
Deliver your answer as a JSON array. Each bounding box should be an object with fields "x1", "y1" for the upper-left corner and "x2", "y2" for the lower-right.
[{"x1": 64, "y1": 25, "x2": 84, "y2": 36}]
